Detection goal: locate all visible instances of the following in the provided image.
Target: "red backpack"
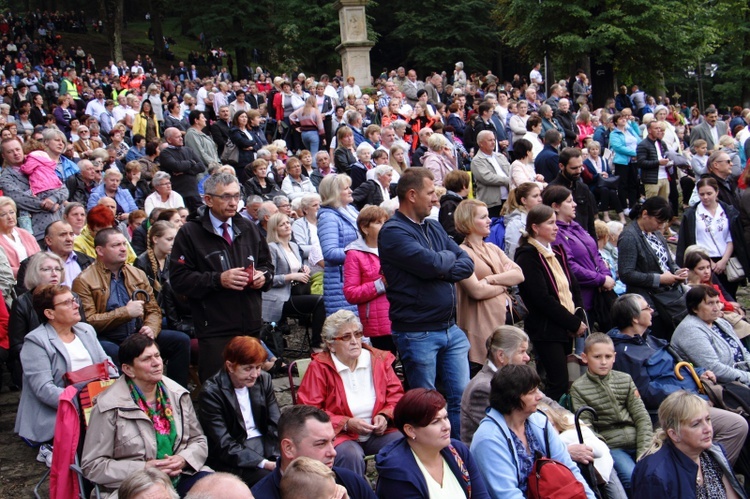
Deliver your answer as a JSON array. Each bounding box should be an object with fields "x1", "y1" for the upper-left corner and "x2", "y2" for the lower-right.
[
  {"x1": 526, "y1": 424, "x2": 588, "y2": 499},
  {"x1": 494, "y1": 415, "x2": 588, "y2": 499}
]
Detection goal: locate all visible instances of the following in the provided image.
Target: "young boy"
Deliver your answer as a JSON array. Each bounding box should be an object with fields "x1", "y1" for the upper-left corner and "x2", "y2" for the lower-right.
[
  {"x1": 691, "y1": 138, "x2": 709, "y2": 177},
  {"x1": 570, "y1": 333, "x2": 653, "y2": 494}
]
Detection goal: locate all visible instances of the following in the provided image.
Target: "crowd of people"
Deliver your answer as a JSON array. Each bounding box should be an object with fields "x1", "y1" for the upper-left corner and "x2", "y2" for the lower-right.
[{"x1": 2, "y1": 8, "x2": 750, "y2": 497}]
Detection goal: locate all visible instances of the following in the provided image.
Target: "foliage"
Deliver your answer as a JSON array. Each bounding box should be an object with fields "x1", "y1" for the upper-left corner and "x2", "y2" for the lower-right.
[
  {"x1": 386, "y1": 0, "x2": 500, "y2": 74},
  {"x1": 492, "y1": 0, "x2": 726, "y2": 89}
]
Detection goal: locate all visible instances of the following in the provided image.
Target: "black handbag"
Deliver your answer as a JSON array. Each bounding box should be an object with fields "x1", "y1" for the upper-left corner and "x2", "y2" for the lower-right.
[
  {"x1": 597, "y1": 174, "x2": 620, "y2": 190},
  {"x1": 650, "y1": 284, "x2": 688, "y2": 330},
  {"x1": 591, "y1": 289, "x2": 617, "y2": 332}
]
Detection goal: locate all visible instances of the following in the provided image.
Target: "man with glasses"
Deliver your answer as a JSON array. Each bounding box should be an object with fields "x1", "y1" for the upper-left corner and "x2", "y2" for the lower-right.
[
  {"x1": 159, "y1": 127, "x2": 207, "y2": 213},
  {"x1": 72, "y1": 228, "x2": 190, "y2": 386},
  {"x1": 18, "y1": 221, "x2": 94, "y2": 291},
  {"x1": 692, "y1": 150, "x2": 741, "y2": 210},
  {"x1": 170, "y1": 172, "x2": 273, "y2": 381}
]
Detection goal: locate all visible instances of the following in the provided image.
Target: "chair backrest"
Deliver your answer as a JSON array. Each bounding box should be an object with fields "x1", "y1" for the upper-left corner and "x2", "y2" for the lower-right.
[{"x1": 288, "y1": 358, "x2": 312, "y2": 404}]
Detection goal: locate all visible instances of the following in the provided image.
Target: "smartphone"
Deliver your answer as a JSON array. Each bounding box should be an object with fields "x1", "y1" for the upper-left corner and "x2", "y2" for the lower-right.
[{"x1": 245, "y1": 255, "x2": 255, "y2": 276}]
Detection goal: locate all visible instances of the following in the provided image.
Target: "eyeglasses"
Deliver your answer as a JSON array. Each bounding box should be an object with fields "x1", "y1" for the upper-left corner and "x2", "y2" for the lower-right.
[
  {"x1": 158, "y1": 182, "x2": 171, "y2": 187},
  {"x1": 40, "y1": 266, "x2": 63, "y2": 273},
  {"x1": 332, "y1": 331, "x2": 364, "y2": 342},
  {"x1": 641, "y1": 305, "x2": 653, "y2": 311},
  {"x1": 52, "y1": 296, "x2": 79, "y2": 309},
  {"x1": 209, "y1": 193, "x2": 241, "y2": 201}
]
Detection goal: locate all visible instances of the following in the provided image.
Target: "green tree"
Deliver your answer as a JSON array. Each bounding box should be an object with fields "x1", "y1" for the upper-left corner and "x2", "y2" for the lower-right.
[
  {"x1": 493, "y1": 0, "x2": 725, "y2": 102},
  {"x1": 385, "y1": 0, "x2": 500, "y2": 74}
]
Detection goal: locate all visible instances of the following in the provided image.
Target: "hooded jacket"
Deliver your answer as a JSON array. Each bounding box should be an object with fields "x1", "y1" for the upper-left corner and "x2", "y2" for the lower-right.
[{"x1": 343, "y1": 237, "x2": 391, "y2": 337}]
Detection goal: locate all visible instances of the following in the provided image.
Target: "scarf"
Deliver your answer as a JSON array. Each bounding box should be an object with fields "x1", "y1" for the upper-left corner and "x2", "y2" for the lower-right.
[
  {"x1": 127, "y1": 377, "x2": 178, "y2": 470},
  {"x1": 527, "y1": 237, "x2": 575, "y2": 313}
]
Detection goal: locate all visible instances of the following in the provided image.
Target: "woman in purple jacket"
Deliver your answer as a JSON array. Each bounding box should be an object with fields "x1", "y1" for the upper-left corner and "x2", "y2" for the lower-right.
[{"x1": 544, "y1": 186, "x2": 615, "y2": 343}]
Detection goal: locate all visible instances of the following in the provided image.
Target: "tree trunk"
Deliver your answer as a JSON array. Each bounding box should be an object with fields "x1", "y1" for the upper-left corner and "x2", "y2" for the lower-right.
[
  {"x1": 148, "y1": 0, "x2": 165, "y2": 57},
  {"x1": 112, "y1": 0, "x2": 123, "y2": 62},
  {"x1": 235, "y1": 47, "x2": 248, "y2": 81}
]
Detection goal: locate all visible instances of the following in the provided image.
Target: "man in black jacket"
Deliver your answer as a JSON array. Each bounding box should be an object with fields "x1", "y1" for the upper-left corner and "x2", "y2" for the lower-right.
[
  {"x1": 170, "y1": 172, "x2": 273, "y2": 381},
  {"x1": 549, "y1": 147, "x2": 597, "y2": 238},
  {"x1": 211, "y1": 105, "x2": 232, "y2": 157},
  {"x1": 554, "y1": 98, "x2": 578, "y2": 148},
  {"x1": 65, "y1": 159, "x2": 100, "y2": 205},
  {"x1": 636, "y1": 121, "x2": 671, "y2": 200},
  {"x1": 159, "y1": 127, "x2": 207, "y2": 213}
]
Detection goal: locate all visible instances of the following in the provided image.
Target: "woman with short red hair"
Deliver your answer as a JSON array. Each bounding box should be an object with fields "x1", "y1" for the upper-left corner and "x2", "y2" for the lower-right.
[
  {"x1": 73, "y1": 204, "x2": 137, "y2": 264},
  {"x1": 197, "y1": 336, "x2": 281, "y2": 487}
]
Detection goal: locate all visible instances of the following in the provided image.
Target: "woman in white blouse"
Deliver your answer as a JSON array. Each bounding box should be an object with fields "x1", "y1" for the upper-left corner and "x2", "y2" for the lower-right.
[
  {"x1": 677, "y1": 177, "x2": 750, "y2": 297},
  {"x1": 509, "y1": 100, "x2": 530, "y2": 145},
  {"x1": 509, "y1": 138, "x2": 546, "y2": 191}
]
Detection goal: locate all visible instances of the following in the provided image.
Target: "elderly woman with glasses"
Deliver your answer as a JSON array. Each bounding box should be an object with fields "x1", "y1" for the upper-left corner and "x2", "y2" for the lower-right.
[
  {"x1": 86, "y1": 168, "x2": 139, "y2": 222},
  {"x1": 297, "y1": 309, "x2": 404, "y2": 477},
  {"x1": 14, "y1": 284, "x2": 115, "y2": 448},
  {"x1": 144, "y1": 171, "x2": 186, "y2": 216}
]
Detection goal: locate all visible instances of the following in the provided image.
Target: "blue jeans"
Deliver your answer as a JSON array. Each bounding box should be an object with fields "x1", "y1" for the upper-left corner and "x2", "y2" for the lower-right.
[
  {"x1": 99, "y1": 329, "x2": 191, "y2": 388},
  {"x1": 392, "y1": 324, "x2": 470, "y2": 440},
  {"x1": 610, "y1": 447, "x2": 637, "y2": 494},
  {"x1": 301, "y1": 130, "x2": 320, "y2": 165}
]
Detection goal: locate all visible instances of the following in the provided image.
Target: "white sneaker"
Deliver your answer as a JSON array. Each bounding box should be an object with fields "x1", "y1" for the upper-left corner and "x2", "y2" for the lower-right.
[
  {"x1": 36, "y1": 444, "x2": 53, "y2": 468},
  {"x1": 623, "y1": 208, "x2": 631, "y2": 216}
]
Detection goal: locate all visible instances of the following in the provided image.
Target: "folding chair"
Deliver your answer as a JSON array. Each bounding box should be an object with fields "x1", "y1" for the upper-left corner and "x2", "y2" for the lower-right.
[{"x1": 288, "y1": 358, "x2": 312, "y2": 404}]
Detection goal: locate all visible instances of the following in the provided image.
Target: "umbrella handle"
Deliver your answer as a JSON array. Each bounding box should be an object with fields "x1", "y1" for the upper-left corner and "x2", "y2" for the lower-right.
[
  {"x1": 574, "y1": 406, "x2": 598, "y2": 445},
  {"x1": 674, "y1": 361, "x2": 704, "y2": 394}
]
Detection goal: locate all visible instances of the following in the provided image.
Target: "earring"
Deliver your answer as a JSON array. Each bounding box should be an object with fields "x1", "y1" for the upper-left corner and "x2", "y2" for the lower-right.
[{"x1": 412, "y1": 436, "x2": 417, "y2": 441}]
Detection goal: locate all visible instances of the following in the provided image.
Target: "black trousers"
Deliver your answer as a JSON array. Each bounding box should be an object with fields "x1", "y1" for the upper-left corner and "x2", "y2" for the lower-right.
[
  {"x1": 533, "y1": 339, "x2": 572, "y2": 403},
  {"x1": 615, "y1": 163, "x2": 640, "y2": 210}
]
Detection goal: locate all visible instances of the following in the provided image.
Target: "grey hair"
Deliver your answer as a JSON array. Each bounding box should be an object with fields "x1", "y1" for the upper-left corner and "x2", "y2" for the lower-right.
[
  {"x1": 321, "y1": 310, "x2": 363, "y2": 350},
  {"x1": 257, "y1": 201, "x2": 277, "y2": 222},
  {"x1": 427, "y1": 133, "x2": 450, "y2": 152},
  {"x1": 486, "y1": 325, "x2": 529, "y2": 361},
  {"x1": 42, "y1": 127, "x2": 67, "y2": 144},
  {"x1": 346, "y1": 111, "x2": 362, "y2": 125},
  {"x1": 373, "y1": 164, "x2": 393, "y2": 179},
  {"x1": 152, "y1": 171, "x2": 171, "y2": 188},
  {"x1": 299, "y1": 193, "x2": 322, "y2": 212},
  {"x1": 184, "y1": 472, "x2": 250, "y2": 499},
  {"x1": 246, "y1": 195, "x2": 264, "y2": 205},
  {"x1": 539, "y1": 104, "x2": 552, "y2": 116},
  {"x1": 203, "y1": 172, "x2": 239, "y2": 195},
  {"x1": 391, "y1": 120, "x2": 408, "y2": 132},
  {"x1": 256, "y1": 149, "x2": 272, "y2": 160},
  {"x1": 611, "y1": 293, "x2": 644, "y2": 330},
  {"x1": 356, "y1": 142, "x2": 374, "y2": 159},
  {"x1": 24, "y1": 252, "x2": 66, "y2": 290},
  {"x1": 89, "y1": 148, "x2": 109, "y2": 162},
  {"x1": 273, "y1": 195, "x2": 290, "y2": 208},
  {"x1": 117, "y1": 467, "x2": 178, "y2": 499}
]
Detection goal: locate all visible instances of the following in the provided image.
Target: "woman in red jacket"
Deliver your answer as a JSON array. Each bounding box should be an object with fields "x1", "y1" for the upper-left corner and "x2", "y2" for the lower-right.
[
  {"x1": 343, "y1": 206, "x2": 393, "y2": 353},
  {"x1": 296, "y1": 309, "x2": 404, "y2": 478}
]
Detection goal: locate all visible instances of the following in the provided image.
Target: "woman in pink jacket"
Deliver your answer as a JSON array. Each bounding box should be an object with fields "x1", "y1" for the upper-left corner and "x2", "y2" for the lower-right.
[{"x1": 343, "y1": 205, "x2": 394, "y2": 353}]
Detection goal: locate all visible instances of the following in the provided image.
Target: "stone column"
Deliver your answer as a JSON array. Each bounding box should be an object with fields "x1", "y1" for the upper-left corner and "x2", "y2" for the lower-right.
[{"x1": 334, "y1": 0, "x2": 374, "y2": 88}]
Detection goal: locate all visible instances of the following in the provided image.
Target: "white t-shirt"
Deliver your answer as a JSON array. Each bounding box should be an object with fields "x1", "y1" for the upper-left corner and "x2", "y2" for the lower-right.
[
  {"x1": 234, "y1": 386, "x2": 262, "y2": 439},
  {"x1": 63, "y1": 335, "x2": 94, "y2": 371}
]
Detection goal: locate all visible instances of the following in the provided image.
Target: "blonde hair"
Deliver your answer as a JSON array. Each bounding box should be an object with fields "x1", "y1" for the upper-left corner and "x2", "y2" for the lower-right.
[
  {"x1": 454, "y1": 199, "x2": 487, "y2": 236},
  {"x1": 266, "y1": 212, "x2": 290, "y2": 244},
  {"x1": 537, "y1": 402, "x2": 576, "y2": 433},
  {"x1": 318, "y1": 174, "x2": 352, "y2": 208},
  {"x1": 280, "y1": 457, "x2": 336, "y2": 499},
  {"x1": 641, "y1": 391, "x2": 709, "y2": 459},
  {"x1": 594, "y1": 220, "x2": 609, "y2": 241}
]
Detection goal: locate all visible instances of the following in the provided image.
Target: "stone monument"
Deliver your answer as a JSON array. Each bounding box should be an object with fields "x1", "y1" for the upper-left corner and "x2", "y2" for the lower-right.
[{"x1": 334, "y1": 0, "x2": 374, "y2": 88}]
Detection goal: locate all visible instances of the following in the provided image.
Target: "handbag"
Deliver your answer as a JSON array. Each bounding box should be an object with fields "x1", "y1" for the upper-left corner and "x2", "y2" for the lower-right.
[
  {"x1": 220, "y1": 137, "x2": 240, "y2": 164},
  {"x1": 506, "y1": 286, "x2": 528, "y2": 325},
  {"x1": 290, "y1": 280, "x2": 312, "y2": 296},
  {"x1": 650, "y1": 284, "x2": 688, "y2": 330},
  {"x1": 63, "y1": 360, "x2": 114, "y2": 386},
  {"x1": 596, "y1": 174, "x2": 620, "y2": 190},
  {"x1": 726, "y1": 257, "x2": 746, "y2": 282},
  {"x1": 704, "y1": 216, "x2": 745, "y2": 282}
]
